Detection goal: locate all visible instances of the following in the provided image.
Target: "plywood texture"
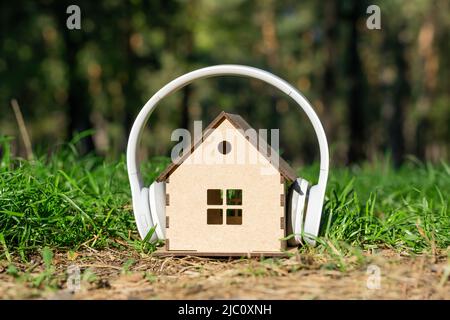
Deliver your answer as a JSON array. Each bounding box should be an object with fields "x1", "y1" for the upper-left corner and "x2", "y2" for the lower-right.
[
  {"x1": 165, "y1": 118, "x2": 286, "y2": 253},
  {"x1": 157, "y1": 112, "x2": 297, "y2": 183},
  {"x1": 152, "y1": 247, "x2": 297, "y2": 258}
]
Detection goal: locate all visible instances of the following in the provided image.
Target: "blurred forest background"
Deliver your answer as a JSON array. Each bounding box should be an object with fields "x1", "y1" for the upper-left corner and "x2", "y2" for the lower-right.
[{"x1": 0, "y1": 0, "x2": 448, "y2": 168}]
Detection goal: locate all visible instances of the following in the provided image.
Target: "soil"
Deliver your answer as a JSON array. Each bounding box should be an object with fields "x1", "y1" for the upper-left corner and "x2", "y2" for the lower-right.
[{"x1": 0, "y1": 248, "x2": 448, "y2": 299}]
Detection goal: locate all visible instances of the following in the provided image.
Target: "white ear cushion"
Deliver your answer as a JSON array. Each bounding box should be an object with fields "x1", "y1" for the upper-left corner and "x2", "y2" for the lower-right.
[
  {"x1": 132, "y1": 187, "x2": 158, "y2": 241},
  {"x1": 149, "y1": 181, "x2": 166, "y2": 240},
  {"x1": 287, "y1": 186, "x2": 299, "y2": 247},
  {"x1": 287, "y1": 178, "x2": 309, "y2": 246},
  {"x1": 303, "y1": 185, "x2": 324, "y2": 246}
]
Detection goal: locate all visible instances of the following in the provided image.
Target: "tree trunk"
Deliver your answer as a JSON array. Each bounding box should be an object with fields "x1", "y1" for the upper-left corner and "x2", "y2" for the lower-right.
[
  {"x1": 346, "y1": 0, "x2": 366, "y2": 163},
  {"x1": 66, "y1": 46, "x2": 95, "y2": 154},
  {"x1": 54, "y1": 3, "x2": 94, "y2": 154},
  {"x1": 180, "y1": 86, "x2": 191, "y2": 130},
  {"x1": 390, "y1": 24, "x2": 409, "y2": 167},
  {"x1": 416, "y1": 12, "x2": 438, "y2": 161},
  {"x1": 322, "y1": 0, "x2": 337, "y2": 150}
]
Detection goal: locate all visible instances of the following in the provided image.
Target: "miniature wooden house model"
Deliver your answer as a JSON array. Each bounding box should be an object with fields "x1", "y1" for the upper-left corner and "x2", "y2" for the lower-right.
[{"x1": 157, "y1": 112, "x2": 297, "y2": 256}]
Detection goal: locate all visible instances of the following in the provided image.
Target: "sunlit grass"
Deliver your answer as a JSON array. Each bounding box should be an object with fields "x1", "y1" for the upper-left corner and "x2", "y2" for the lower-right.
[
  {"x1": 0, "y1": 136, "x2": 448, "y2": 262},
  {"x1": 0, "y1": 136, "x2": 170, "y2": 260}
]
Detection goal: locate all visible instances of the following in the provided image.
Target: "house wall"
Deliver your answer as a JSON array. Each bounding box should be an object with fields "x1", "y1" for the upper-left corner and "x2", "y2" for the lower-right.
[{"x1": 165, "y1": 120, "x2": 285, "y2": 253}]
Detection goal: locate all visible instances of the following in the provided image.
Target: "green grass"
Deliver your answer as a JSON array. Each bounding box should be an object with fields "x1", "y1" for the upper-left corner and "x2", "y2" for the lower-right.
[
  {"x1": 0, "y1": 136, "x2": 170, "y2": 260},
  {"x1": 0, "y1": 136, "x2": 449, "y2": 261}
]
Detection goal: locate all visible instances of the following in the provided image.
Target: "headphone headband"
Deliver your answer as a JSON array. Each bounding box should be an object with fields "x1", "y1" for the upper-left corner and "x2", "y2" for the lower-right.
[{"x1": 127, "y1": 65, "x2": 329, "y2": 195}]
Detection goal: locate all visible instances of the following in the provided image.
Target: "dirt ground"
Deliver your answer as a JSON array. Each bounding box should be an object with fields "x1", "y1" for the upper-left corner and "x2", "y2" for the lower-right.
[{"x1": 0, "y1": 247, "x2": 448, "y2": 299}]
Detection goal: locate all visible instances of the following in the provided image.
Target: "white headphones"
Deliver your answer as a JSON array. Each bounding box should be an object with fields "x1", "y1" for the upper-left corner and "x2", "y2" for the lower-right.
[{"x1": 127, "y1": 65, "x2": 329, "y2": 246}]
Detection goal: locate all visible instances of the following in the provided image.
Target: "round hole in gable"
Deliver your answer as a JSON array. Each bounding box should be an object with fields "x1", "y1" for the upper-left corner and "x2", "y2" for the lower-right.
[{"x1": 218, "y1": 141, "x2": 231, "y2": 155}]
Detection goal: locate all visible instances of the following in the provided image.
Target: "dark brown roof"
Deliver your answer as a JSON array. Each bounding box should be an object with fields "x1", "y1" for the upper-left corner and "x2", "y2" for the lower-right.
[{"x1": 156, "y1": 111, "x2": 297, "y2": 182}]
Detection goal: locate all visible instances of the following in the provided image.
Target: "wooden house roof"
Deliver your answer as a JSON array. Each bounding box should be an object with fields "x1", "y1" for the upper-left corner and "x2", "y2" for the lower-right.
[{"x1": 156, "y1": 111, "x2": 297, "y2": 183}]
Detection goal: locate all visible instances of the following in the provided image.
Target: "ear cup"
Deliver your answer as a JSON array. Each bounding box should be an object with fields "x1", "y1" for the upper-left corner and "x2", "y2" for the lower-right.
[
  {"x1": 303, "y1": 185, "x2": 325, "y2": 246},
  {"x1": 132, "y1": 186, "x2": 158, "y2": 241},
  {"x1": 148, "y1": 181, "x2": 166, "y2": 240},
  {"x1": 287, "y1": 178, "x2": 309, "y2": 246}
]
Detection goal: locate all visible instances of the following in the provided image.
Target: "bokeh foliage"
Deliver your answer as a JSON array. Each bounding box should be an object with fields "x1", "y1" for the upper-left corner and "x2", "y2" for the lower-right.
[{"x1": 0, "y1": 0, "x2": 449, "y2": 166}]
